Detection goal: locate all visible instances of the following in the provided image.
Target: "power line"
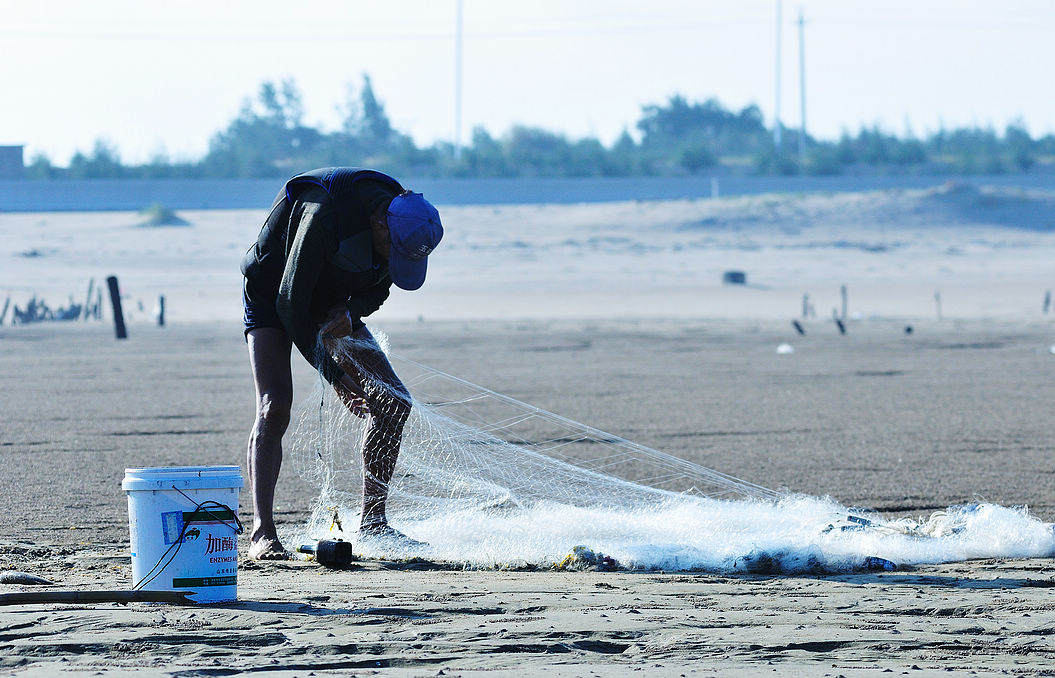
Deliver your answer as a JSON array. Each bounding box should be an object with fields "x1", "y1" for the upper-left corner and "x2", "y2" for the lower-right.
[{"x1": 1, "y1": 9, "x2": 1050, "y2": 42}]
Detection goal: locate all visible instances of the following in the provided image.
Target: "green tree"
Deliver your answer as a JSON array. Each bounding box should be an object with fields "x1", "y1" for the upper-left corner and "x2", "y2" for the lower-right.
[
  {"x1": 931, "y1": 127, "x2": 1005, "y2": 174},
  {"x1": 202, "y1": 79, "x2": 322, "y2": 177},
  {"x1": 69, "y1": 139, "x2": 123, "y2": 178},
  {"x1": 25, "y1": 152, "x2": 57, "y2": 179},
  {"x1": 801, "y1": 142, "x2": 842, "y2": 176},
  {"x1": 1004, "y1": 122, "x2": 1035, "y2": 171},
  {"x1": 636, "y1": 96, "x2": 768, "y2": 173},
  {"x1": 335, "y1": 74, "x2": 418, "y2": 169},
  {"x1": 751, "y1": 146, "x2": 799, "y2": 175},
  {"x1": 461, "y1": 126, "x2": 512, "y2": 177},
  {"x1": 678, "y1": 143, "x2": 717, "y2": 173},
  {"x1": 604, "y1": 130, "x2": 640, "y2": 176},
  {"x1": 503, "y1": 126, "x2": 579, "y2": 176},
  {"x1": 25, "y1": 78, "x2": 1055, "y2": 180}
]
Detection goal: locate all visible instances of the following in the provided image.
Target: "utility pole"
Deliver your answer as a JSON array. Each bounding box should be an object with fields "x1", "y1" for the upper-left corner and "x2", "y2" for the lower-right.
[
  {"x1": 798, "y1": 8, "x2": 806, "y2": 161},
  {"x1": 774, "y1": 0, "x2": 783, "y2": 150},
  {"x1": 454, "y1": 0, "x2": 464, "y2": 161}
]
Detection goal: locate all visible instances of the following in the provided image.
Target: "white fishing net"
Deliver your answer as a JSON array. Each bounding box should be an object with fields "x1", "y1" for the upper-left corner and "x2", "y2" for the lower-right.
[{"x1": 289, "y1": 323, "x2": 1055, "y2": 573}]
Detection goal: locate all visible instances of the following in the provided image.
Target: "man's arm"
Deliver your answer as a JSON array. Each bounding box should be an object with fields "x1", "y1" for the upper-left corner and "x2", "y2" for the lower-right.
[{"x1": 346, "y1": 280, "x2": 391, "y2": 321}]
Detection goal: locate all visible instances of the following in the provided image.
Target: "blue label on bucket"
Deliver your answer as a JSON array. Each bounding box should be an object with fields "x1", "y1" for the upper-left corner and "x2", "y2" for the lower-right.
[{"x1": 161, "y1": 510, "x2": 185, "y2": 545}]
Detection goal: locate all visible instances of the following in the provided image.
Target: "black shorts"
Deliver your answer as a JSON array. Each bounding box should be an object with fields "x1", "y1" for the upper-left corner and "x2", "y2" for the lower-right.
[{"x1": 242, "y1": 279, "x2": 283, "y2": 338}]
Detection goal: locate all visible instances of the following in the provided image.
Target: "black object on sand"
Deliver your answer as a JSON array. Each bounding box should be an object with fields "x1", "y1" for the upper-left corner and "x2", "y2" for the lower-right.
[{"x1": 298, "y1": 540, "x2": 355, "y2": 568}]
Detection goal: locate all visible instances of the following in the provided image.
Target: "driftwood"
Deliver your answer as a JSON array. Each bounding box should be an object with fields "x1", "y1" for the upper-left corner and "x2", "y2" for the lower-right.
[
  {"x1": 0, "y1": 589, "x2": 194, "y2": 605},
  {"x1": 8, "y1": 295, "x2": 83, "y2": 324},
  {"x1": 0, "y1": 571, "x2": 53, "y2": 585}
]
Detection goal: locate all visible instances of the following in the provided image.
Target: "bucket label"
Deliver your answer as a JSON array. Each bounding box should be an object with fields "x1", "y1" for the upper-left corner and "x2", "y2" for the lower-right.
[
  {"x1": 172, "y1": 575, "x2": 238, "y2": 588},
  {"x1": 183, "y1": 508, "x2": 235, "y2": 522},
  {"x1": 161, "y1": 510, "x2": 185, "y2": 545},
  {"x1": 205, "y1": 534, "x2": 238, "y2": 555},
  {"x1": 161, "y1": 508, "x2": 238, "y2": 545}
]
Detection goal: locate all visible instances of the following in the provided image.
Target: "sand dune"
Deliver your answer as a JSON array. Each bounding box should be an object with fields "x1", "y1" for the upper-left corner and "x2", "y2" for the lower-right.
[{"x1": 4, "y1": 184, "x2": 1055, "y2": 327}]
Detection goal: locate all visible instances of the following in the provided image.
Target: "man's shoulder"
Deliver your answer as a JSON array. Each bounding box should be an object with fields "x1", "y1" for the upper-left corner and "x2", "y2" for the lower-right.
[{"x1": 294, "y1": 185, "x2": 332, "y2": 206}]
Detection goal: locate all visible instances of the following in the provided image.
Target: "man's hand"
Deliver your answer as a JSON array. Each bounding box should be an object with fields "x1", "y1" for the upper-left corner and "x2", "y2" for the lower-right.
[
  {"x1": 318, "y1": 305, "x2": 371, "y2": 418},
  {"x1": 320, "y1": 305, "x2": 352, "y2": 333},
  {"x1": 337, "y1": 374, "x2": 371, "y2": 418}
]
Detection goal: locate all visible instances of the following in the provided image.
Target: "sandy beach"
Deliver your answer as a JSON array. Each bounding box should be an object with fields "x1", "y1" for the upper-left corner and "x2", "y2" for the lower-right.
[{"x1": 4, "y1": 185, "x2": 1055, "y2": 675}]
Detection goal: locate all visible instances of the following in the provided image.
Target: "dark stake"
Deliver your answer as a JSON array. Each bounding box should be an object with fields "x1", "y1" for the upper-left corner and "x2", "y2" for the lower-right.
[
  {"x1": 106, "y1": 276, "x2": 127, "y2": 339},
  {"x1": 82, "y1": 278, "x2": 95, "y2": 320},
  {"x1": 1044, "y1": 290, "x2": 1051, "y2": 314},
  {"x1": 0, "y1": 297, "x2": 9, "y2": 326},
  {"x1": 835, "y1": 318, "x2": 846, "y2": 335},
  {"x1": 792, "y1": 319, "x2": 806, "y2": 335},
  {"x1": 157, "y1": 295, "x2": 165, "y2": 327}
]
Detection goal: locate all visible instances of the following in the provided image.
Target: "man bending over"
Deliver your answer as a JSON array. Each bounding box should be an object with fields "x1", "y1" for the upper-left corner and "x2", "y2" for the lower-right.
[{"x1": 240, "y1": 167, "x2": 443, "y2": 560}]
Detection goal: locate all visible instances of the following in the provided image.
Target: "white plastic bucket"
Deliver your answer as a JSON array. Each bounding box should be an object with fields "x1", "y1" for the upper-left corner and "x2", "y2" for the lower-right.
[{"x1": 123, "y1": 466, "x2": 244, "y2": 604}]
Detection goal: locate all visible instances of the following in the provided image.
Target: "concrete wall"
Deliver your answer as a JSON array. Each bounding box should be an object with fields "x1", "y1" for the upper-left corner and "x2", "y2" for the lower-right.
[{"x1": 1, "y1": 174, "x2": 1054, "y2": 212}]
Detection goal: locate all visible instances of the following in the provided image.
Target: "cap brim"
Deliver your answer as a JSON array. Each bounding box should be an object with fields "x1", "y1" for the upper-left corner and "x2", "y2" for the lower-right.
[{"x1": 389, "y1": 251, "x2": 427, "y2": 291}]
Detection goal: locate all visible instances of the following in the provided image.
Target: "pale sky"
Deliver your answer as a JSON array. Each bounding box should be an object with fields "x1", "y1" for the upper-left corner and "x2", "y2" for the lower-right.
[{"x1": 2, "y1": 0, "x2": 1053, "y2": 165}]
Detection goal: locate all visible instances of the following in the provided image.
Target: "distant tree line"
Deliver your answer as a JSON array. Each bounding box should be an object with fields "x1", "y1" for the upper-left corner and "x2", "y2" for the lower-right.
[{"x1": 24, "y1": 77, "x2": 1055, "y2": 180}]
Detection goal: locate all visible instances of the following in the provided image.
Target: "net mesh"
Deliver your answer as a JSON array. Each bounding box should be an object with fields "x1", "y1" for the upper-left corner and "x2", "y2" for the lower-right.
[{"x1": 288, "y1": 322, "x2": 1055, "y2": 573}]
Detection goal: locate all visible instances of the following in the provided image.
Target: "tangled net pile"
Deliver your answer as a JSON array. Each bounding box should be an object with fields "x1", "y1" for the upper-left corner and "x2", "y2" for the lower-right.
[{"x1": 290, "y1": 329, "x2": 1055, "y2": 573}]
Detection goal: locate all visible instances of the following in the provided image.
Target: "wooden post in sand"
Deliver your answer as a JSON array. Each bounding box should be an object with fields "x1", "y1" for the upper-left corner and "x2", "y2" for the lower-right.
[
  {"x1": 832, "y1": 308, "x2": 846, "y2": 335},
  {"x1": 0, "y1": 296, "x2": 9, "y2": 326},
  {"x1": 1044, "y1": 290, "x2": 1051, "y2": 314},
  {"x1": 157, "y1": 295, "x2": 165, "y2": 327},
  {"x1": 82, "y1": 278, "x2": 95, "y2": 320},
  {"x1": 106, "y1": 276, "x2": 128, "y2": 340}
]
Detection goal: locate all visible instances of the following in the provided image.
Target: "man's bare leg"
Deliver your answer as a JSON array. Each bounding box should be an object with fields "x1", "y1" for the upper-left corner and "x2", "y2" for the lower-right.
[
  {"x1": 246, "y1": 327, "x2": 294, "y2": 560},
  {"x1": 359, "y1": 398, "x2": 408, "y2": 530},
  {"x1": 324, "y1": 323, "x2": 412, "y2": 533}
]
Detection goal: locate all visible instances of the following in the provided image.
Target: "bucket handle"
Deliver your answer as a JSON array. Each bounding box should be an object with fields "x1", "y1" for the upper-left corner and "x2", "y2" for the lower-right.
[{"x1": 171, "y1": 486, "x2": 245, "y2": 535}]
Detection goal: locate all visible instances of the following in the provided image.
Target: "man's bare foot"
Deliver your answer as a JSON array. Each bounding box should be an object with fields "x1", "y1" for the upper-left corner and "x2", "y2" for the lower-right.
[{"x1": 248, "y1": 537, "x2": 290, "y2": 561}]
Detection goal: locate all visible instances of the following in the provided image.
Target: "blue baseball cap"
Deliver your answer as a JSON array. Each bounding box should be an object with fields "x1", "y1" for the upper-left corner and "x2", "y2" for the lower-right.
[{"x1": 386, "y1": 191, "x2": 443, "y2": 291}]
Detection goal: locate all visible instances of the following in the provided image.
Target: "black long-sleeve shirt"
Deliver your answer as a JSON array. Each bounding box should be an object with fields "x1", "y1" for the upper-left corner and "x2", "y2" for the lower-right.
[{"x1": 241, "y1": 169, "x2": 402, "y2": 381}]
